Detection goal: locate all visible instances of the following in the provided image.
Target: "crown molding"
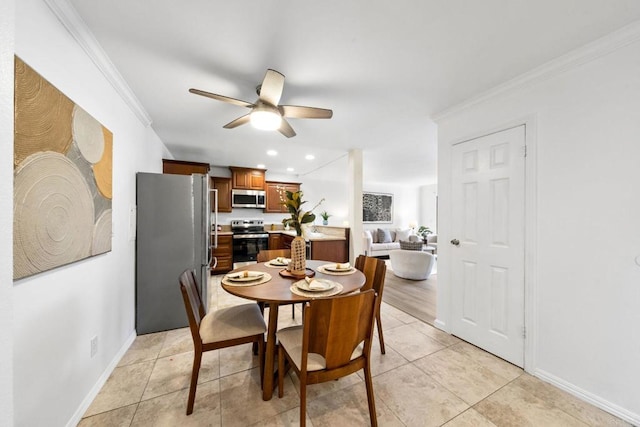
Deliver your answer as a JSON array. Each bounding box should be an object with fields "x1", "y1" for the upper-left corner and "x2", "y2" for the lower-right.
[
  {"x1": 43, "y1": 0, "x2": 152, "y2": 127},
  {"x1": 433, "y1": 20, "x2": 640, "y2": 122}
]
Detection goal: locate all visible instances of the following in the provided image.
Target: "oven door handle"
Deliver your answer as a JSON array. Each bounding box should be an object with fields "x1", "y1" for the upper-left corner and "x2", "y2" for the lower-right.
[{"x1": 233, "y1": 234, "x2": 269, "y2": 239}]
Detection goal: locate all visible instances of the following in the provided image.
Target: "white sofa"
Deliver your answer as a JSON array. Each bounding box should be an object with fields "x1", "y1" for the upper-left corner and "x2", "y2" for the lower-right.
[
  {"x1": 389, "y1": 250, "x2": 435, "y2": 280},
  {"x1": 363, "y1": 228, "x2": 419, "y2": 257}
]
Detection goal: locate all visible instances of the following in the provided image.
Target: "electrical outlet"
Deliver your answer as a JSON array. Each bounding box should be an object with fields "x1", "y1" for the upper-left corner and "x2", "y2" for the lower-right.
[{"x1": 91, "y1": 336, "x2": 98, "y2": 358}]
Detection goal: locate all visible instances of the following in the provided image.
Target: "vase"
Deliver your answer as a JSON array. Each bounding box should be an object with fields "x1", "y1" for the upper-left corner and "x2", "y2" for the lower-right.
[
  {"x1": 290, "y1": 235, "x2": 306, "y2": 276},
  {"x1": 322, "y1": 219, "x2": 328, "y2": 225}
]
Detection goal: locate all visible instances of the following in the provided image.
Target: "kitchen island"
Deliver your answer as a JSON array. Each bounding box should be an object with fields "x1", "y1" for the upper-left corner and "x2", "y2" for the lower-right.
[{"x1": 267, "y1": 226, "x2": 350, "y2": 263}]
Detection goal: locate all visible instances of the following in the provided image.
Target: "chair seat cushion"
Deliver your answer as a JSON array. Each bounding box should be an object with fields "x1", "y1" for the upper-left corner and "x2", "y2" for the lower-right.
[
  {"x1": 200, "y1": 303, "x2": 266, "y2": 344},
  {"x1": 277, "y1": 326, "x2": 364, "y2": 372}
]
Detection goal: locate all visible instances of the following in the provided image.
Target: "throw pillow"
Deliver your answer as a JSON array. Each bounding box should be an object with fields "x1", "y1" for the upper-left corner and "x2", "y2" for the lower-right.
[
  {"x1": 395, "y1": 228, "x2": 412, "y2": 242},
  {"x1": 400, "y1": 240, "x2": 423, "y2": 251},
  {"x1": 363, "y1": 230, "x2": 373, "y2": 241},
  {"x1": 377, "y1": 228, "x2": 392, "y2": 243}
]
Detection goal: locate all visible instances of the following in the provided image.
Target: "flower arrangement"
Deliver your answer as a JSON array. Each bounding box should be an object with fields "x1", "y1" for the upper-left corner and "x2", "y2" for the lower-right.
[
  {"x1": 280, "y1": 190, "x2": 324, "y2": 236},
  {"x1": 320, "y1": 211, "x2": 331, "y2": 221}
]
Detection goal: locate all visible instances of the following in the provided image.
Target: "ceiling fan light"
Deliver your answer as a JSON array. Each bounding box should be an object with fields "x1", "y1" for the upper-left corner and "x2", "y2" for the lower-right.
[{"x1": 250, "y1": 110, "x2": 282, "y2": 131}]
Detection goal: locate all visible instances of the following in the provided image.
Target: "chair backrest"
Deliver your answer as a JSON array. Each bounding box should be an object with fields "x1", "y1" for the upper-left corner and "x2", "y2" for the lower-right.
[
  {"x1": 303, "y1": 289, "x2": 376, "y2": 370},
  {"x1": 256, "y1": 249, "x2": 291, "y2": 263},
  {"x1": 179, "y1": 269, "x2": 205, "y2": 345},
  {"x1": 355, "y1": 255, "x2": 387, "y2": 296}
]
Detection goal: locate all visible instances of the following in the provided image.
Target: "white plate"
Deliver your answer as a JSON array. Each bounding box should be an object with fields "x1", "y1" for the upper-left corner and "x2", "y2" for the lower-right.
[
  {"x1": 321, "y1": 263, "x2": 354, "y2": 273},
  {"x1": 226, "y1": 271, "x2": 264, "y2": 282},
  {"x1": 269, "y1": 258, "x2": 290, "y2": 266},
  {"x1": 295, "y1": 278, "x2": 336, "y2": 292}
]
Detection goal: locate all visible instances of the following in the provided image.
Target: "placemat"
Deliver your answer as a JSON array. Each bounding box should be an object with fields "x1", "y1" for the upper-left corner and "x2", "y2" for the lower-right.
[
  {"x1": 264, "y1": 261, "x2": 289, "y2": 269},
  {"x1": 317, "y1": 265, "x2": 358, "y2": 276},
  {"x1": 222, "y1": 272, "x2": 272, "y2": 287},
  {"x1": 290, "y1": 282, "x2": 343, "y2": 298}
]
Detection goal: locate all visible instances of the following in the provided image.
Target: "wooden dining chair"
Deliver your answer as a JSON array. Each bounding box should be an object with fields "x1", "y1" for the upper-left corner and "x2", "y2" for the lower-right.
[
  {"x1": 256, "y1": 249, "x2": 299, "y2": 319},
  {"x1": 355, "y1": 255, "x2": 387, "y2": 354},
  {"x1": 277, "y1": 289, "x2": 378, "y2": 427},
  {"x1": 179, "y1": 269, "x2": 266, "y2": 415}
]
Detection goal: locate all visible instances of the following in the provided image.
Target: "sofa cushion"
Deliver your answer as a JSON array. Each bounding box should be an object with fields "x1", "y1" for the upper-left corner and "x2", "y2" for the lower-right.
[
  {"x1": 363, "y1": 229, "x2": 373, "y2": 242},
  {"x1": 399, "y1": 240, "x2": 423, "y2": 251},
  {"x1": 372, "y1": 242, "x2": 400, "y2": 251},
  {"x1": 395, "y1": 229, "x2": 412, "y2": 242},
  {"x1": 377, "y1": 228, "x2": 392, "y2": 243}
]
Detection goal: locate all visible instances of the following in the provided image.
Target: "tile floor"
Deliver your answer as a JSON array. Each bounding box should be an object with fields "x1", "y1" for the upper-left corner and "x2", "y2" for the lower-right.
[{"x1": 79, "y1": 275, "x2": 629, "y2": 427}]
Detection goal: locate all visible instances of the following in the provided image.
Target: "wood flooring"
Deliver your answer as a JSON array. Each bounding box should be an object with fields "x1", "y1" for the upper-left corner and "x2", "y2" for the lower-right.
[{"x1": 382, "y1": 270, "x2": 437, "y2": 325}]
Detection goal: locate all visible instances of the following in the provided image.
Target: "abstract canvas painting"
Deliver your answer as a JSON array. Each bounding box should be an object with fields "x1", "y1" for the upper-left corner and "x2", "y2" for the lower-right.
[
  {"x1": 13, "y1": 56, "x2": 113, "y2": 280},
  {"x1": 363, "y1": 192, "x2": 393, "y2": 223}
]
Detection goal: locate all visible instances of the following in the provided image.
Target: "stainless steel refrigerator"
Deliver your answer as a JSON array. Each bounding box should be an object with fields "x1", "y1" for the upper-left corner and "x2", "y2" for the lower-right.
[{"x1": 135, "y1": 172, "x2": 217, "y2": 334}]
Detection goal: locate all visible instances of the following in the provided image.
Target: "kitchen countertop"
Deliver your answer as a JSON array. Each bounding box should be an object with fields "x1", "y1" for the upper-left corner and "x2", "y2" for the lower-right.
[{"x1": 267, "y1": 229, "x2": 346, "y2": 241}]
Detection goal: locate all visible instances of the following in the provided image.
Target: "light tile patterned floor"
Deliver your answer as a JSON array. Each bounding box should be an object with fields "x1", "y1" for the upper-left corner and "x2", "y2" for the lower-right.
[{"x1": 79, "y1": 275, "x2": 629, "y2": 426}]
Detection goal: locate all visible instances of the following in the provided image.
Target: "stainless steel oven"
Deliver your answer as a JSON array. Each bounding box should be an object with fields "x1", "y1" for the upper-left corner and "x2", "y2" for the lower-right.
[{"x1": 231, "y1": 219, "x2": 268, "y2": 262}]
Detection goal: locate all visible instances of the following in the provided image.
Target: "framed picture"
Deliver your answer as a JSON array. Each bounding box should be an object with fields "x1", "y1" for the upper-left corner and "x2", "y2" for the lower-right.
[{"x1": 363, "y1": 192, "x2": 393, "y2": 223}]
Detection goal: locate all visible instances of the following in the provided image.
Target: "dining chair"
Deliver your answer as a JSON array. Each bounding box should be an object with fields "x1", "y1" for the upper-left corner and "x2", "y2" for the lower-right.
[
  {"x1": 179, "y1": 269, "x2": 266, "y2": 415},
  {"x1": 256, "y1": 249, "x2": 299, "y2": 319},
  {"x1": 355, "y1": 255, "x2": 387, "y2": 354},
  {"x1": 277, "y1": 289, "x2": 378, "y2": 427}
]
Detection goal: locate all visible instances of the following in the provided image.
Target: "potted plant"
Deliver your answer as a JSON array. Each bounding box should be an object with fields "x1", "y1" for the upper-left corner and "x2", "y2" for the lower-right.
[
  {"x1": 417, "y1": 226, "x2": 432, "y2": 243},
  {"x1": 320, "y1": 211, "x2": 331, "y2": 225},
  {"x1": 281, "y1": 191, "x2": 324, "y2": 275}
]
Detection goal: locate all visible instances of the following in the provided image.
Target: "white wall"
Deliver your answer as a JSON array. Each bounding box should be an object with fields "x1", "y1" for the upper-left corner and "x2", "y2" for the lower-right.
[
  {"x1": 436, "y1": 35, "x2": 640, "y2": 422},
  {"x1": 0, "y1": 1, "x2": 15, "y2": 426},
  {"x1": 419, "y1": 183, "x2": 438, "y2": 232},
  {"x1": 12, "y1": 1, "x2": 166, "y2": 425}
]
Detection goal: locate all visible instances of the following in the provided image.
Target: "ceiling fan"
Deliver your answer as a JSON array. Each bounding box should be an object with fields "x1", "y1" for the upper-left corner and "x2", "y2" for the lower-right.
[{"x1": 189, "y1": 69, "x2": 333, "y2": 138}]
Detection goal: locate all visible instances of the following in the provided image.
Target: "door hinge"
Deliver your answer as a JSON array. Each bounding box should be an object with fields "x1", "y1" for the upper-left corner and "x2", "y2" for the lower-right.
[
  {"x1": 523, "y1": 145, "x2": 527, "y2": 157},
  {"x1": 522, "y1": 326, "x2": 527, "y2": 339}
]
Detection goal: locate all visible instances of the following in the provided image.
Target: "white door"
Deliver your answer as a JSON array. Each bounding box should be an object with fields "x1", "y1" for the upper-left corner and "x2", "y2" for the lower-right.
[{"x1": 450, "y1": 125, "x2": 526, "y2": 366}]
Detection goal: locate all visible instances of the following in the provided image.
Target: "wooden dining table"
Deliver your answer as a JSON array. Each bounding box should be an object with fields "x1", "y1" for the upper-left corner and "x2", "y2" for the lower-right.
[{"x1": 221, "y1": 259, "x2": 366, "y2": 401}]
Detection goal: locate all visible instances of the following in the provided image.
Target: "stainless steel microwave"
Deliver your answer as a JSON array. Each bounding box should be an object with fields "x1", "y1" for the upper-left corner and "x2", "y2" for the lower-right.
[{"x1": 231, "y1": 189, "x2": 266, "y2": 208}]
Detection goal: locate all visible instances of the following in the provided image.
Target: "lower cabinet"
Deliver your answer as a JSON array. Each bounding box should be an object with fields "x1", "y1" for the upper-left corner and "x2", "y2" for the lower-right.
[
  {"x1": 281, "y1": 234, "x2": 294, "y2": 249},
  {"x1": 268, "y1": 233, "x2": 282, "y2": 250},
  {"x1": 211, "y1": 234, "x2": 233, "y2": 274},
  {"x1": 309, "y1": 240, "x2": 348, "y2": 263}
]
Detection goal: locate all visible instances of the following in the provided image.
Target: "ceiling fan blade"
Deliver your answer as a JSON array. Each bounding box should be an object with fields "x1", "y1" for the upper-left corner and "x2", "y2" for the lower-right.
[
  {"x1": 279, "y1": 105, "x2": 333, "y2": 119},
  {"x1": 258, "y1": 69, "x2": 285, "y2": 106},
  {"x1": 223, "y1": 113, "x2": 251, "y2": 129},
  {"x1": 189, "y1": 88, "x2": 253, "y2": 108},
  {"x1": 278, "y1": 118, "x2": 296, "y2": 138}
]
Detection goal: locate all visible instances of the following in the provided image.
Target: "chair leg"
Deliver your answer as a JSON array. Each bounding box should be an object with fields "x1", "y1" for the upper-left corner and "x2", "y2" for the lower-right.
[
  {"x1": 363, "y1": 363, "x2": 378, "y2": 427},
  {"x1": 186, "y1": 349, "x2": 203, "y2": 415},
  {"x1": 258, "y1": 336, "x2": 265, "y2": 388},
  {"x1": 277, "y1": 345, "x2": 284, "y2": 398},
  {"x1": 299, "y1": 377, "x2": 307, "y2": 427},
  {"x1": 292, "y1": 304, "x2": 295, "y2": 319},
  {"x1": 376, "y1": 311, "x2": 385, "y2": 354}
]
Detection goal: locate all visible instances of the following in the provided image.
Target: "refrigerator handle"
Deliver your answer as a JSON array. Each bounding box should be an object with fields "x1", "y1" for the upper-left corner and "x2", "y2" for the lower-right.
[
  {"x1": 212, "y1": 188, "x2": 218, "y2": 249},
  {"x1": 203, "y1": 175, "x2": 212, "y2": 268}
]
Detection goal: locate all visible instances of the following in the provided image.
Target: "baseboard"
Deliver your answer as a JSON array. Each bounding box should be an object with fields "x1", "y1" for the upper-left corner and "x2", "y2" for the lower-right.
[
  {"x1": 534, "y1": 368, "x2": 639, "y2": 425},
  {"x1": 65, "y1": 330, "x2": 137, "y2": 427},
  {"x1": 434, "y1": 318, "x2": 448, "y2": 332}
]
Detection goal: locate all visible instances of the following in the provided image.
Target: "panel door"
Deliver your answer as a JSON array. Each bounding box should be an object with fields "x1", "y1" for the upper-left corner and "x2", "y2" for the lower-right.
[{"x1": 450, "y1": 125, "x2": 526, "y2": 366}]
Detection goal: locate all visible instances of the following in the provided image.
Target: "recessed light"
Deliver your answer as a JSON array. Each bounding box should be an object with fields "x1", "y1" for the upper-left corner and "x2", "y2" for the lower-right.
[
  {"x1": 267, "y1": 150, "x2": 278, "y2": 156},
  {"x1": 257, "y1": 164, "x2": 265, "y2": 169},
  {"x1": 287, "y1": 167, "x2": 294, "y2": 172},
  {"x1": 305, "y1": 154, "x2": 315, "y2": 160}
]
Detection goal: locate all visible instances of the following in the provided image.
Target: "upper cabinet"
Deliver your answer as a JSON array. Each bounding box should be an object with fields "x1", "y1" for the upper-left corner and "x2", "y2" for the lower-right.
[
  {"x1": 265, "y1": 181, "x2": 301, "y2": 213},
  {"x1": 211, "y1": 177, "x2": 232, "y2": 213},
  {"x1": 230, "y1": 167, "x2": 265, "y2": 190},
  {"x1": 162, "y1": 159, "x2": 210, "y2": 175}
]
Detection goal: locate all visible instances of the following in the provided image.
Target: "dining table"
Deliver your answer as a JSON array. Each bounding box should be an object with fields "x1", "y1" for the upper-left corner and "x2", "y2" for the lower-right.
[{"x1": 221, "y1": 259, "x2": 366, "y2": 401}]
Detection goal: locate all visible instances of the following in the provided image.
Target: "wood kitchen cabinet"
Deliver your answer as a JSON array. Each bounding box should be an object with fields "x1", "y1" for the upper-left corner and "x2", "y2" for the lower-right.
[
  {"x1": 210, "y1": 177, "x2": 232, "y2": 213},
  {"x1": 281, "y1": 233, "x2": 295, "y2": 249},
  {"x1": 265, "y1": 181, "x2": 301, "y2": 213},
  {"x1": 268, "y1": 233, "x2": 282, "y2": 250},
  {"x1": 162, "y1": 159, "x2": 210, "y2": 175},
  {"x1": 229, "y1": 167, "x2": 265, "y2": 190},
  {"x1": 309, "y1": 240, "x2": 348, "y2": 263},
  {"x1": 211, "y1": 234, "x2": 233, "y2": 274}
]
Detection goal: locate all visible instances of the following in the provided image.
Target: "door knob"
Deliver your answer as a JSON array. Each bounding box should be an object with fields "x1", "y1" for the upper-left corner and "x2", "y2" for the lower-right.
[{"x1": 451, "y1": 239, "x2": 460, "y2": 246}]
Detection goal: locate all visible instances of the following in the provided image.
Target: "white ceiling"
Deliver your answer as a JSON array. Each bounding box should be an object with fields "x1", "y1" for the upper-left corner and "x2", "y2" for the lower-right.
[{"x1": 68, "y1": 0, "x2": 640, "y2": 185}]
